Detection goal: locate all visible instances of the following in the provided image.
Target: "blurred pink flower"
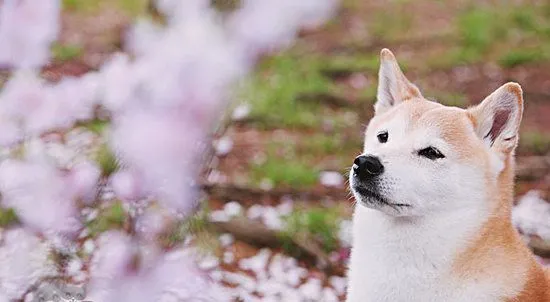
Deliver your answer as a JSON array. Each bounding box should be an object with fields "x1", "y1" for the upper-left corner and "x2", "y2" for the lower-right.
[
  {"x1": 89, "y1": 231, "x2": 134, "y2": 280},
  {"x1": 111, "y1": 109, "x2": 202, "y2": 213},
  {"x1": 89, "y1": 238, "x2": 228, "y2": 302},
  {"x1": 67, "y1": 160, "x2": 101, "y2": 204},
  {"x1": 99, "y1": 53, "x2": 136, "y2": 113},
  {"x1": 0, "y1": 228, "x2": 56, "y2": 300},
  {"x1": 111, "y1": 169, "x2": 145, "y2": 202},
  {"x1": 0, "y1": 113, "x2": 22, "y2": 147},
  {"x1": 0, "y1": 159, "x2": 80, "y2": 235},
  {"x1": 230, "y1": 0, "x2": 337, "y2": 56},
  {"x1": 135, "y1": 207, "x2": 169, "y2": 241},
  {"x1": 0, "y1": 0, "x2": 341, "y2": 299},
  {"x1": 0, "y1": 71, "x2": 98, "y2": 135},
  {"x1": 0, "y1": 0, "x2": 60, "y2": 68}
]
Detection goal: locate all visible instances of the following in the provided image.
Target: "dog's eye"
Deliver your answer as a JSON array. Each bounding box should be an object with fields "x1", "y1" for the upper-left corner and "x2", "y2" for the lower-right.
[
  {"x1": 418, "y1": 147, "x2": 445, "y2": 160},
  {"x1": 377, "y1": 131, "x2": 388, "y2": 143}
]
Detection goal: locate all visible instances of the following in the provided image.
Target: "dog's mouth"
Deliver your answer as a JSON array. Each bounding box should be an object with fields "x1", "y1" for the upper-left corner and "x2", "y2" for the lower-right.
[{"x1": 353, "y1": 185, "x2": 411, "y2": 209}]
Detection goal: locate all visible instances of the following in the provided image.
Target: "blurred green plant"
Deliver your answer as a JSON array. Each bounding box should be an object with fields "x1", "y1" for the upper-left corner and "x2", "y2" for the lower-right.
[
  {"x1": 281, "y1": 206, "x2": 343, "y2": 253},
  {"x1": 117, "y1": 0, "x2": 150, "y2": 16},
  {"x1": 453, "y1": 9, "x2": 504, "y2": 64},
  {"x1": 302, "y1": 134, "x2": 342, "y2": 155},
  {"x1": 499, "y1": 49, "x2": 545, "y2": 68},
  {"x1": 62, "y1": 0, "x2": 92, "y2": 11},
  {"x1": 78, "y1": 119, "x2": 110, "y2": 135},
  {"x1": 242, "y1": 54, "x2": 335, "y2": 129},
  {"x1": 449, "y1": 5, "x2": 550, "y2": 67},
  {"x1": 0, "y1": 208, "x2": 19, "y2": 227},
  {"x1": 301, "y1": 133, "x2": 362, "y2": 156},
  {"x1": 51, "y1": 43, "x2": 83, "y2": 62},
  {"x1": 323, "y1": 54, "x2": 386, "y2": 75},
  {"x1": 519, "y1": 131, "x2": 550, "y2": 155},
  {"x1": 86, "y1": 201, "x2": 126, "y2": 237},
  {"x1": 242, "y1": 50, "x2": 379, "y2": 129},
  {"x1": 63, "y1": 0, "x2": 149, "y2": 16},
  {"x1": 211, "y1": 0, "x2": 241, "y2": 12},
  {"x1": 460, "y1": 10, "x2": 502, "y2": 54},
  {"x1": 251, "y1": 154, "x2": 319, "y2": 188},
  {"x1": 158, "y1": 206, "x2": 218, "y2": 253},
  {"x1": 427, "y1": 91, "x2": 468, "y2": 107},
  {"x1": 370, "y1": 7, "x2": 413, "y2": 41},
  {"x1": 95, "y1": 143, "x2": 119, "y2": 177}
]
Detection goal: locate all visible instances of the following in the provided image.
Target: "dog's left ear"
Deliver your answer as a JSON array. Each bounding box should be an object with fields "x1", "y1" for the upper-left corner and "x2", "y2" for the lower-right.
[
  {"x1": 374, "y1": 48, "x2": 423, "y2": 115},
  {"x1": 467, "y1": 82, "x2": 524, "y2": 153}
]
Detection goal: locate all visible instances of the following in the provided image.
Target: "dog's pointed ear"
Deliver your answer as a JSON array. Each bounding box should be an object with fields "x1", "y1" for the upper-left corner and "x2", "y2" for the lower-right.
[
  {"x1": 374, "y1": 48, "x2": 423, "y2": 115},
  {"x1": 467, "y1": 82, "x2": 524, "y2": 153}
]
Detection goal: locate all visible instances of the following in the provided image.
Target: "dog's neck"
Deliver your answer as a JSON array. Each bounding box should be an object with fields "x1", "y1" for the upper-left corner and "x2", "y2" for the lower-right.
[{"x1": 350, "y1": 203, "x2": 490, "y2": 264}]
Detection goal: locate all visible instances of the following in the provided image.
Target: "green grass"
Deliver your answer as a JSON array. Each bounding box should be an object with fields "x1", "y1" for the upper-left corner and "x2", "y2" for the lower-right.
[
  {"x1": 323, "y1": 54, "x2": 386, "y2": 75},
  {"x1": 457, "y1": 9, "x2": 503, "y2": 58},
  {"x1": 51, "y1": 43, "x2": 83, "y2": 62},
  {"x1": 448, "y1": 5, "x2": 550, "y2": 67},
  {"x1": 158, "y1": 207, "x2": 213, "y2": 249},
  {"x1": 116, "y1": 0, "x2": 150, "y2": 16},
  {"x1": 281, "y1": 206, "x2": 344, "y2": 253},
  {"x1": 301, "y1": 134, "x2": 363, "y2": 156},
  {"x1": 250, "y1": 141, "x2": 319, "y2": 187},
  {"x1": 341, "y1": 0, "x2": 362, "y2": 10},
  {"x1": 370, "y1": 7, "x2": 413, "y2": 41},
  {"x1": 360, "y1": 85, "x2": 378, "y2": 103},
  {"x1": 211, "y1": 0, "x2": 241, "y2": 12},
  {"x1": 0, "y1": 208, "x2": 18, "y2": 227},
  {"x1": 62, "y1": 0, "x2": 94, "y2": 11},
  {"x1": 243, "y1": 54, "x2": 336, "y2": 129},
  {"x1": 78, "y1": 119, "x2": 110, "y2": 134},
  {"x1": 250, "y1": 155, "x2": 319, "y2": 188},
  {"x1": 427, "y1": 91, "x2": 468, "y2": 107},
  {"x1": 499, "y1": 49, "x2": 545, "y2": 68},
  {"x1": 95, "y1": 144, "x2": 119, "y2": 177},
  {"x1": 519, "y1": 131, "x2": 550, "y2": 155},
  {"x1": 243, "y1": 52, "x2": 378, "y2": 129},
  {"x1": 301, "y1": 134, "x2": 342, "y2": 155},
  {"x1": 250, "y1": 134, "x2": 361, "y2": 185},
  {"x1": 63, "y1": 0, "x2": 149, "y2": 15},
  {"x1": 512, "y1": 8, "x2": 538, "y2": 31},
  {"x1": 86, "y1": 201, "x2": 126, "y2": 237}
]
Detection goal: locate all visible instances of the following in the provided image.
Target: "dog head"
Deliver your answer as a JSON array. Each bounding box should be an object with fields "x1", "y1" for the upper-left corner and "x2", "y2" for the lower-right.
[{"x1": 349, "y1": 49, "x2": 523, "y2": 217}]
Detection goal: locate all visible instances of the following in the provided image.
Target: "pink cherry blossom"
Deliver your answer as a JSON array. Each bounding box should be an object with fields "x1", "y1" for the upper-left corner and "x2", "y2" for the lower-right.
[
  {"x1": 0, "y1": 228, "x2": 57, "y2": 300},
  {"x1": 0, "y1": 159, "x2": 80, "y2": 235},
  {"x1": 0, "y1": 0, "x2": 60, "y2": 68},
  {"x1": 0, "y1": 0, "x2": 340, "y2": 299}
]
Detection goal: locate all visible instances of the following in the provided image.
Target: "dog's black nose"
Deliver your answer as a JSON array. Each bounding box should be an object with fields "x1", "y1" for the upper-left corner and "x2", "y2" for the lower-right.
[{"x1": 353, "y1": 155, "x2": 384, "y2": 178}]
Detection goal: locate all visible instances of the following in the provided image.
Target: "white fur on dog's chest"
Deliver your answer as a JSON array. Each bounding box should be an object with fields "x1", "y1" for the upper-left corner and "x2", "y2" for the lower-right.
[{"x1": 346, "y1": 206, "x2": 504, "y2": 302}]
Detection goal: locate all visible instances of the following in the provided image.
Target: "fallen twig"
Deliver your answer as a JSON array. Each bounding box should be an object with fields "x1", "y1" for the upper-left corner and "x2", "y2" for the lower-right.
[{"x1": 201, "y1": 183, "x2": 349, "y2": 204}]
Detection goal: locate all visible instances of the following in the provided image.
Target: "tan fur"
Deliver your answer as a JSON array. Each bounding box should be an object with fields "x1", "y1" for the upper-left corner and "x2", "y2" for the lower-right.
[
  {"x1": 430, "y1": 109, "x2": 550, "y2": 300},
  {"x1": 451, "y1": 153, "x2": 550, "y2": 301},
  {"x1": 453, "y1": 108, "x2": 548, "y2": 299},
  {"x1": 443, "y1": 95, "x2": 548, "y2": 300}
]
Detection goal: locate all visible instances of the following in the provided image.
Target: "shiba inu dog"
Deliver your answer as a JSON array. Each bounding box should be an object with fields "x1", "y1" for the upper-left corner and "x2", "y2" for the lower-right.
[{"x1": 346, "y1": 49, "x2": 550, "y2": 302}]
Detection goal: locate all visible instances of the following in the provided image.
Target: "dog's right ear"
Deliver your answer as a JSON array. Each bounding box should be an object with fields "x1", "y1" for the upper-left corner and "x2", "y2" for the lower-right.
[
  {"x1": 467, "y1": 82, "x2": 524, "y2": 154},
  {"x1": 374, "y1": 48, "x2": 423, "y2": 115}
]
